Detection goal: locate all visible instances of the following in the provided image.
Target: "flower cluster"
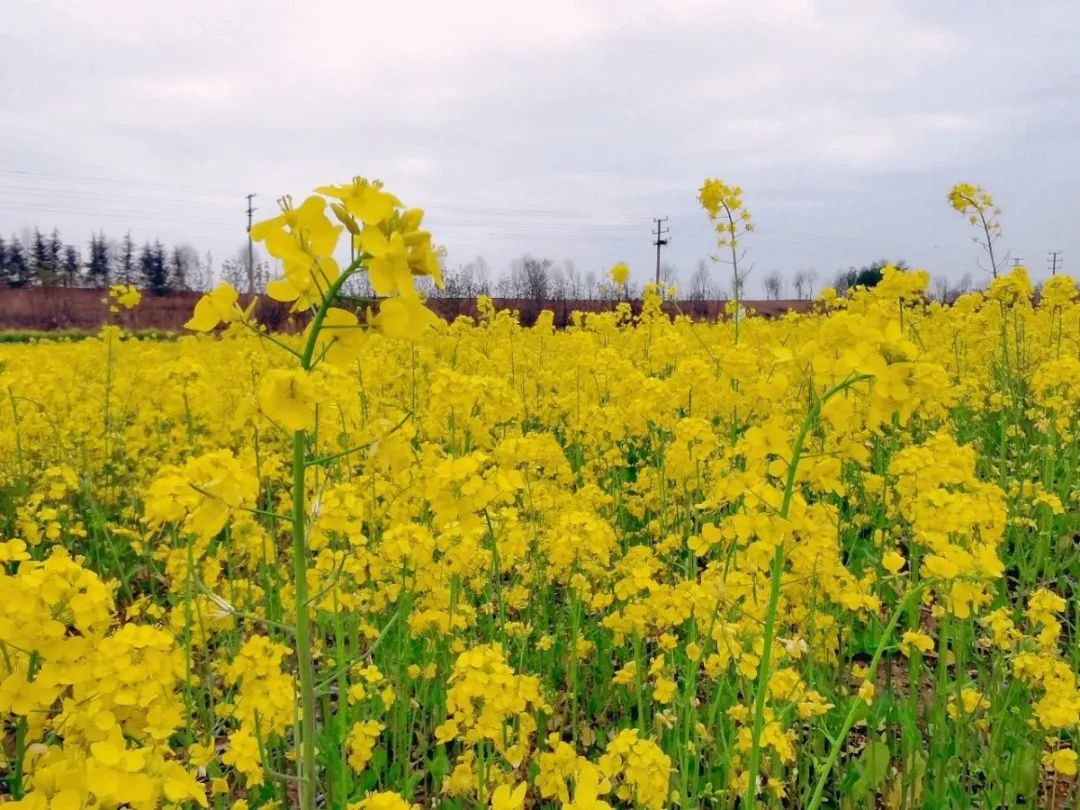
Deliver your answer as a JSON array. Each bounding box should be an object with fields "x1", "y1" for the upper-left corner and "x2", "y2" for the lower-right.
[
  {"x1": 1, "y1": 551, "x2": 204, "y2": 809},
  {"x1": 2, "y1": 193, "x2": 1079, "y2": 808}
]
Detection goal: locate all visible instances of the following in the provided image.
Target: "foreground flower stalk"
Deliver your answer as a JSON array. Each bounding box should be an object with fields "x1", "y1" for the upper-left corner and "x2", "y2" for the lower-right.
[
  {"x1": 743, "y1": 373, "x2": 872, "y2": 807},
  {"x1": 183, "y1": 178, "x2": 444, "y2": 809},
  {"x1": 291, "y1": 425, "x2": 317, "y2": 808},
  {"x1": 290, "y1": 260, "x2": 366, "y2": 808}
]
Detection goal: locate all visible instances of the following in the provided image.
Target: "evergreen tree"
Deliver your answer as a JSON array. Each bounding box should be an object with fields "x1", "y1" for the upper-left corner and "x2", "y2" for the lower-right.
[
  {"x1": 170, "y1": 246, "x2": 185, "y2": 291},
  {"x1": 32, "y1": 229, "x2": 54, "y2": 285},
  {"x1": 834, "y1": 259, "x2": 908, "y2": 295},
  {"x1": 115, "y1": 232, "x2": 136, "y2": 285},
  {"x1": 86, "y1": 232, "x2": 110, "y2": 287},
  {"x1": 139, "y1": 240, "x2": 169, "y2": 294},
  {"x1": 5, "y1": 236, "x2": 32, "y2": 288},
  {"x1": 61, "y1": 244, "x2": 82, "y2": 287},
  {"x1": 49, "y1": 229, "x2": 63, "y2": 281}
]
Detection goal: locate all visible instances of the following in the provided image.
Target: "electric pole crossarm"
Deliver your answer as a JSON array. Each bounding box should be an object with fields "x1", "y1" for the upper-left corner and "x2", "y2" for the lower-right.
[
  {"x1": 1048, "y1": 250, "x2": 1062, "y2": 276},
  {"x1": 246, "y1": 193, "x2": 257, "y2": 294},
  {"x1": 652, "y1": 216, "x2": 670, "y2": 285}
]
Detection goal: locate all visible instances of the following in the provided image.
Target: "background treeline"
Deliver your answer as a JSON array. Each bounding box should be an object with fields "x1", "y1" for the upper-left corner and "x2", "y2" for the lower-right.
[
  {"x1": 426, "y1": 255, "x2": 979, "y2": 303},
  {"x1": 0, "y1": 227, "x2": 980, "y2": 303},
  {"x1": 0, "y1": 229, "x2": 265, "y2": 294}
]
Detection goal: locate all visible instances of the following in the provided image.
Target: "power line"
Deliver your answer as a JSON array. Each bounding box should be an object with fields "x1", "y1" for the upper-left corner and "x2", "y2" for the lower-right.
[
  {"x1": 0, "y1": 185, "x2": 243, "y2": 211},
  {"x1": 0, "y1": 168, "x2": 243, "y2": 197},
  {"x1": 0, "y1": 168, "x2": 651, "y2": 224},
  {"x1": 0, "y1": 166, "x2": 660, "y2": 220},
  {"x1": 0, "y1": 190, "x2": 646, "y2": 232},
  {"x1": 427, "y1": 203, "x2": 641, "y2": 221},
  {"x1": 379, "y1": 211, "x2": 646, "y2": 230},
  {"x1": 0, "y1": 201, "x2": 235, "y2": 226},
  {"x1": 0, "y1": 195, "x2": 1063, "y2": 269},
  {"x1": 652, "y1": 216, "x2": 669, "y2": 284}
]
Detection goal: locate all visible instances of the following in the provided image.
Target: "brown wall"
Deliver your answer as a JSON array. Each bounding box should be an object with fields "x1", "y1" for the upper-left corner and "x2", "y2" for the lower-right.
[
  {"x1": 0, "y1": 288, "x2": 306, "y2": 332},
  {"x1": 0, "y1": 287, "x2": 814, "y2": 332}
]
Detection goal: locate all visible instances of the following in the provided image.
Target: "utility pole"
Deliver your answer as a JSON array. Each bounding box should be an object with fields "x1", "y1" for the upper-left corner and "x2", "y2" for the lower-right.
[
  {"x1": 1048, "y1": 250, "x2": 1062, "y2": 276},
  {"x1": 245, "y1": 193, "x2": 257, "y2": 294},
  {"x1": 1012, "y1": 257, "x2": 1022, "y2": 268},
  {"x1": 652, "y1": 216, "x2": 669, "y2": 285}
]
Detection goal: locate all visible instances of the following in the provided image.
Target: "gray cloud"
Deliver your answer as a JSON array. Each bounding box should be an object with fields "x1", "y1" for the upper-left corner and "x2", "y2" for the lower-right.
[{"x1": 1, "y1": 0, "x2": 1076, "y2": 292}]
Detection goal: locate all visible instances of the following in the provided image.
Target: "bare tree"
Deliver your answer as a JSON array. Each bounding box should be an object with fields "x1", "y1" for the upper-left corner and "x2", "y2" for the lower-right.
[
  {"x1": 932, "y1": 277, "x2": 950, "y2": 302},
  {"x1": 583, "y1": 269, "x2": 597, "y2": 299},
  {"x1": 522, "y1": 256, "x2": 552, "y2": 300},
  {"x1": 792, "y1": 270, "x2": 809, "y2": 299},
  {"x1": 431, "y1": 263, "x2": 482, "y2": 298},
  {"x1": 169, "y1": 244, "x2": 201, "y2": 291},
  {"x1": 465, "y1": 255, "x2": 491, "y2": 295},
  {"x1": 762, "y1": 271, "x2": 783, "y2": 300},
  {"x1": 689, "y1": 259, "x2": 712, "y2": 301},
  {"x1": 659, "y1": 262, "x2": 678, "y2": 290},
  {"x1": 498, "y1": 255, "x2": 554, "y2": 301},
  {"x1": 933, "y1": 272, "x2": 976, "y2": 304},
  {"x1": 552, "y1": 263, "x2": 573, "y2": 300},
  {"x1": 344, "y1": 271, "x2": 375, "y2": 298},
  {"x1": 563, "y1": 260, "x2": 581, "y2": 298},
  {"x1": 221, "y1": 243, "x2": 270, "y2": 292},
  {"x1": 197, "y1": 252, "x2": 214, "y2": 291}
]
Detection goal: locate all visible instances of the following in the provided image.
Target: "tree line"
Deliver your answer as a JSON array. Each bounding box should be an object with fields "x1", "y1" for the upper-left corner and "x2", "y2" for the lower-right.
[
  {"x1": 424, "y1": 255, "x2": 790, "y2": 302},
  {"x1": 427, "y1": 255, "x2": 973, "y2": 303},
  {"x1": 0, "y1": 227, "x2": 980, "y2": 304},
  {"x1": 0, "y1": 229, "x2": 271, "y2": 294}
]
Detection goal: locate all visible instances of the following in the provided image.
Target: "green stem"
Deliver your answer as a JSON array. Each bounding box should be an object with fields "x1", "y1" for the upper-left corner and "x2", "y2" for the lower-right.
[
  {"x1": 304, "y1": 411, "x2": 411, "y2": 468},
  {"x1": 8, "y1": 387, "x2": 24, "y2": 480},
  {"x1": 11, "y1": 652, "x2": 40, "y2": 800},
  {"x1": 805, "y1": 583, "x2": 930, "y2": 810},
  {"x1": 744, "y1": 374, "x2": 871, "y2": 807},
  {"x1": 12, "y1": 717, "x2": 26, "y2": 799},
  {"x1": 291, "y1": 430, "x2": 317, "y2": 810},
  {"x1": 242, "y1": 320, "x2": 303, "y2": 360},
  {"x1": 300, "y1": 260, "x2": 363, "y2": 370},
  {"x1": 287, "y1": 258, "x2": 363, "y2": 810},
  {"x1": 728, "y1": 208, "x2": 741, "y2": 346}
]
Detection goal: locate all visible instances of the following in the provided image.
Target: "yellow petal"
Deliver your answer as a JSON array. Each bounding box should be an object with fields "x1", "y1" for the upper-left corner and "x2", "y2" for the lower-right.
[
  {"x1": 207, "y1": 282, "x2": 238, "y2": 310},
  {"x1": 375, "y1": 296, "x2": 439, "y2": 342},
  {"x1": 51, "y1": 789, "x2": 83, "y2": 810},
  {"x1": 184, "y1": 297, "x2": 221, "y2": 331},
  {"x1": 266, "y1": 278, "x2": 299, "y2": 303},
  {"x1": 369, "y1": 257, "x2": 399, "y2": 297},
  {"x1": 359, "y1": 225, "x2": 391, "y2": 257}
]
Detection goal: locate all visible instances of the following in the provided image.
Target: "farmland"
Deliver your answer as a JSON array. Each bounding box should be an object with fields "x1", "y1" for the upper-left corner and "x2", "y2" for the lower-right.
[{"x1": 2, "y1": 180, "x2": 1080, "y2": 810}]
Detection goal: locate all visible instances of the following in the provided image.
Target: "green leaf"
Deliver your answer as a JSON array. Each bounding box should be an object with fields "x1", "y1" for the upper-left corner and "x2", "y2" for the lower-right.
[
  {"x1": 430, "y1": 749, "x2": 451, "y2": 784},
  {"x1": 862, "y1": 739, "x2": 891, "y2": 788}
]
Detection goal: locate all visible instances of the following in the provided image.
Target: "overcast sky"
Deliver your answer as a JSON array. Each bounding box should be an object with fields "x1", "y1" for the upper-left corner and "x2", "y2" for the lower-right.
[{"x1": 1, "y1": 0, "x2": 1076, "y2": 294}]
